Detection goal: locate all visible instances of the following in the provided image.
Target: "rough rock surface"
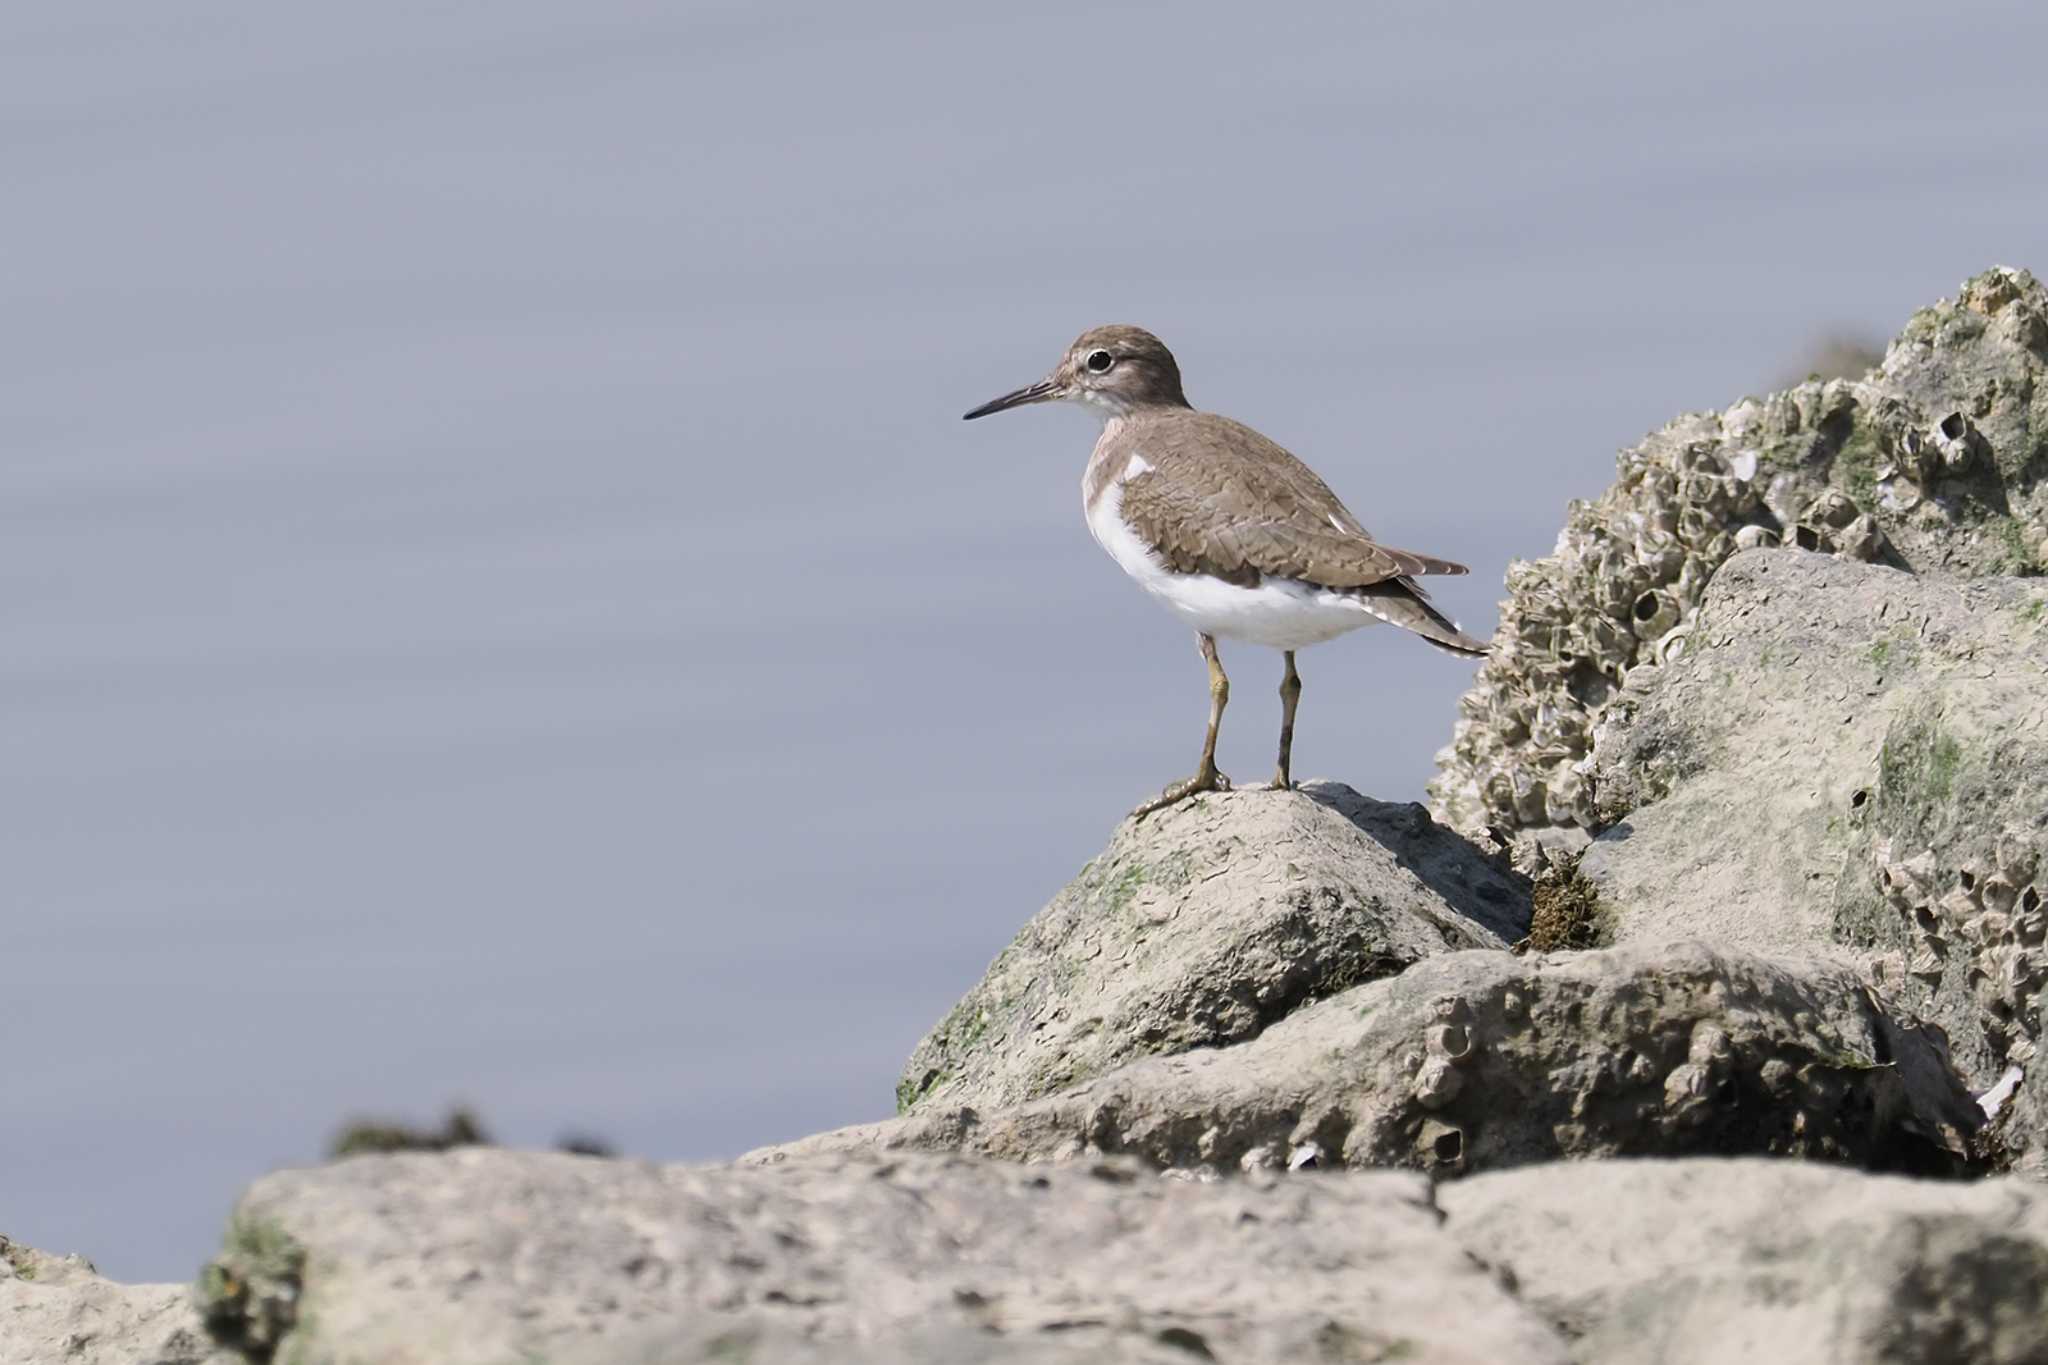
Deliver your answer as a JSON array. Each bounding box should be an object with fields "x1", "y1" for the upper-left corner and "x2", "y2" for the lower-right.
[
  {"x1": 1431, "y1": 266, "x2": 2048, "y2": 846},
  {"x1": 195, "y1": 1148, "x2": 1569, "y2": 1365},
  {"x1": 0, "y1": 1234, "x2": 222, "y2": 1365},
  {"x1": 1579, "y1": 549, "x2": 2048, "y2": 1122},
  {"x1": 181, "y1": 1150, "x2": 2048, "y2": 1365},
  {"x1": 760, "y1": 941, "x2": 1982, "y2": 1179},
  {"x1": 1441, "y1": 1158, "x2": 2048, "y2": 1365},
  {"x1": 896, "y1": 783, "x2": 1529, "y2": 1115}
]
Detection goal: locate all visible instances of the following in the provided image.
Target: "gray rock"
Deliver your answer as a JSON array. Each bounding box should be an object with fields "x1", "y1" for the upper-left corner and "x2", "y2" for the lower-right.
[
  {"x1": 1431, "y1": 265, "x2": 2048, "y2": 845},
  {"x1": 759, "y1": 941, "x2": 1982, "y2": 1179},
  {"x1": 896, "y1": 782, "x2": 1528, "y2": 1115},
  {"x1": 0, "y1": 1234, "x2": 223, "y2": 1365},
  {"x1": 1579, "y1": 548, "x2": 2048, "y2": 1131},
  {"x1": 1440, "y1": 1157, "x2": 2048, "y2": 1365},
  {"x1": 1999, "y1": 1070, "x2": 2048, "y2": 1179},
  {"x1": 196, "y1": 1148, "x2": 1570, "y2": 1365}
]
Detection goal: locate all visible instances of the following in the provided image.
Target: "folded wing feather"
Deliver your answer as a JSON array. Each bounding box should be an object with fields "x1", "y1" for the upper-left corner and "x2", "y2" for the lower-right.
[{"x1": 1115, "y1": 411, "x2": 1470, "y2": 590}]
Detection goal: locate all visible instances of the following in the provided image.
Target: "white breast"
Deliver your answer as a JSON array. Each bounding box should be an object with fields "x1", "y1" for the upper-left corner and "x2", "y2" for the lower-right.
[{"x1": 1084, "y1": 454, "x2": 1381, "y2": 651}]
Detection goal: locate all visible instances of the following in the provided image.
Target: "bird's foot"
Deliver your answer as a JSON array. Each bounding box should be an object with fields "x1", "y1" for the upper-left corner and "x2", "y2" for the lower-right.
[
  {"x1": 1130, "y1": 763, "x2": 1230, "y2": 821},
  {"x1": 1268, "y1": 772, "x2": 1294, "y2": 792}
]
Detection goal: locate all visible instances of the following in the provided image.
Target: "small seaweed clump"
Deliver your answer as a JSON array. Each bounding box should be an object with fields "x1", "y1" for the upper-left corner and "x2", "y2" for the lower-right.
[
  {"x1": 0, "y1": 1233, "x2": 47, "y2": 1281},
  {"x1": 198, "y1": 1215, "x2": 306, "y2": 1362},
  {"x1": 329, "y1": 1105, "x2": 616, "y2": 1159},
  {"x1": 328, "y1": 1105, "x2": 492, "y2": 1158},
  {"x1": 1522, "y1": 853, "x2": 1606, "y2": 953}
]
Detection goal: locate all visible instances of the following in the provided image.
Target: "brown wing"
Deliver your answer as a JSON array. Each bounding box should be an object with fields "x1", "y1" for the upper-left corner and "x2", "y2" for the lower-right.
[
  {"x1": 1114, "y1": 411, "x2": 1469, "y2": 590},
  {"x1": 1354, "y1": 578, "x2": 1490, "y2": 655}
]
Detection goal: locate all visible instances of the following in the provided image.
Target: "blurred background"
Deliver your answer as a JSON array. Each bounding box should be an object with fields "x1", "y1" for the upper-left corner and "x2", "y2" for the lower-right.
[{"x1": 5, "y1": 2, "x2": 2044, "y2": 1280}]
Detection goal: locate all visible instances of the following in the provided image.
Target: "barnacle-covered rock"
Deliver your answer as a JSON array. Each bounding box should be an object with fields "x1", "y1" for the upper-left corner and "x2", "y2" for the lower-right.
[
  {"x1": 752, "y1": 941, "x2": 1985, "y2": 1179},
  {"x1": 1871, "y1": 835, "x2": 2048, "y2": 1079},
  {"x1": 1567, "y1": 546, "x2": 2048, "y2": 1165},
  {"x1": 1431, "y1": 267, "x2": 2048, "y2": 845}
]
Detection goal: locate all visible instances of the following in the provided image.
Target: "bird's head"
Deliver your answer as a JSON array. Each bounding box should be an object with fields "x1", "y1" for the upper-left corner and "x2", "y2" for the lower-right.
[{"x1": 962, "y1": 325, "x2": 1189, "y2": 422}]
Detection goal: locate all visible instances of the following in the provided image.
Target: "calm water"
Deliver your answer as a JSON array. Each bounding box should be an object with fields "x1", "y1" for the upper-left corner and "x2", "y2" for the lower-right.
[{"x1": 6, "y1": 2, "x2": 2046, "y2": 1280}]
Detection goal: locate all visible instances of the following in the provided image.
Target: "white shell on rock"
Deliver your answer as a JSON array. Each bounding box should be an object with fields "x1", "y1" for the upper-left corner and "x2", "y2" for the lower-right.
[
  {"x1": 1839, "y1": 515, "x2": 1886, "y2": 562},
  {"x1": 1628, "y1": 588, "x2": 1678, "y2": 640},
  {"x1": 1932, "y1": 412, "x2": 1979, "y2": 473},
  {"x1": 1412, "y1": 1054, "x2": 1464, "y2": 1109}
]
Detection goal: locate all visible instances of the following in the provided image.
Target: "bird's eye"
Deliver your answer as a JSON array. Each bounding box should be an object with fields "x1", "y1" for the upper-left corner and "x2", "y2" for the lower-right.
[{"x1": 1085, "y1": 349, "x2": 1115, "y2": 373}]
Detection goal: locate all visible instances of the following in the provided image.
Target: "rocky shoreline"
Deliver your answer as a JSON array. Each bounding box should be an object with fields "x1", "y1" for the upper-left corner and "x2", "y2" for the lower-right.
[{"x1": 8, "y1": 268, "x2": 2048, "y2": 1364}]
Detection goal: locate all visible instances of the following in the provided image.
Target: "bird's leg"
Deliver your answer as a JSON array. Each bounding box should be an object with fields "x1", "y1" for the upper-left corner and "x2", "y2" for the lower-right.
[
  {"x1": 1272, "y1": 650, "x2": 1301, "y2": 790},
  {"x1": 1132, "y1": 633, "x2": 1232, "y2": 820},
  {"x1": 1195, "y1": 633, "x2": 1231, "y2": 783}
]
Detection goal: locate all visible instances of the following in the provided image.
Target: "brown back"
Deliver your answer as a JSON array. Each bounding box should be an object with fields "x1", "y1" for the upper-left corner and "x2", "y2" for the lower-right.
[{"x1": 1092, "y1": 408, "x2": 1469, "y2": 590}]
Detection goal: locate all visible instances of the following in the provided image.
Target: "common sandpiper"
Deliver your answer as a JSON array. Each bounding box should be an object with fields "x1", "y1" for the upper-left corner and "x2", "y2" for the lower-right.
[{"x1": 965, "y1": 325, "x2": 1489, "y2": 818}]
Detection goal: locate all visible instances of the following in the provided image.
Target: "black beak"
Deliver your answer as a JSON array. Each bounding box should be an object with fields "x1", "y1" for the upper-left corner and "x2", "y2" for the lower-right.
[{"x1": 962, "y1": 377, "x2": 1060, "y2": 421}]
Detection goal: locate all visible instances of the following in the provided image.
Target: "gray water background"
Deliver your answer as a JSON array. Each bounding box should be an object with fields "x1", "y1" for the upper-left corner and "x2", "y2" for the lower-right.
[{"x1": 6, "y1": 2, "x2": 2046, "y2": 1280}]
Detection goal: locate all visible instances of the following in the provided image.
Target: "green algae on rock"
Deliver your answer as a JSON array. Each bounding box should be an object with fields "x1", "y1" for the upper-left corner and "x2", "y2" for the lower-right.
[
  {"x1": 197, "y1": 1214, "x2": 306, "y2": 1363},
  {"x1": 895, "y1": 784, "x2": 1529, "y2": 1117}
]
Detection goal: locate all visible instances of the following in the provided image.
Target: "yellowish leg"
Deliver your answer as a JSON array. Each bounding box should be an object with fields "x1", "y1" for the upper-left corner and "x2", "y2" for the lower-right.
[
  {"x1": 1132, "y1": 633, "x2": 1232, "y2": 820},
  {"x1": 1272, "y1": 650, "x2": 1301, "y2": 790}
]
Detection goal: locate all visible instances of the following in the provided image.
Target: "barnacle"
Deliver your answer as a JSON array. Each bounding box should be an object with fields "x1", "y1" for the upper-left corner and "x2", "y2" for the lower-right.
[{"x1": 1873, "y1": 835, "x2": 2048, "y2": 1071}]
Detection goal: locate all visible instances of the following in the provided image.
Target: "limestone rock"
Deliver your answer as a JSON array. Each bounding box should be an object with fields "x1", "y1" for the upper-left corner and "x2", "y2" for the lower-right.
[
  {"x1": 1440, "y1": 1158, "x2": 2048, "y2": 1364},
  {"x1": 0, "y1": 1234, "x2": 224, "y2": 1365},
  {"x1": 1431, "y1": 266, "x2": 2048, "y2": 846},
  {"x1": 896, "y1": 783, "x2": 1528, "y2": 1115},
  {"x1": 195, "y1": 1149, "x2": 1569, "y2": 1365},
  {"x1": 760, "y1": 941, "x2": 1982, "y2": 1179},
  {"x1": 1577, "y1": 548, "x2": 2048, "y2": 1145}
]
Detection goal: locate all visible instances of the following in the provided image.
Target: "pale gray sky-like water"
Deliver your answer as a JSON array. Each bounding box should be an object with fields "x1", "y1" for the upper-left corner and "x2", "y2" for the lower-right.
[{"x1": 5, "y1": 3, "x2": 2046, "y2": 1280}]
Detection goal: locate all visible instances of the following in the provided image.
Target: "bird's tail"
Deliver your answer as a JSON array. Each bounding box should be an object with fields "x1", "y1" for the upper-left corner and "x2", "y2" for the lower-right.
[{"x1": 1354, "y1": 579, "x2": 1490, "y2": 658}]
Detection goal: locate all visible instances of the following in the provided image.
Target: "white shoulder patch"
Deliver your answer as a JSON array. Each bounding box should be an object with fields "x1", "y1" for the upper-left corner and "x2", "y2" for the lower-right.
[{"x1": 1123, "y1": 454, "x2": 1155, "y2": 480}]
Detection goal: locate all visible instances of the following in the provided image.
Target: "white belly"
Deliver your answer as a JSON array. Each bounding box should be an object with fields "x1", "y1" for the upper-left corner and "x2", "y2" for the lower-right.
[{"x1": 1085, "y1": 479, "x2": 1381, "y2": 650}]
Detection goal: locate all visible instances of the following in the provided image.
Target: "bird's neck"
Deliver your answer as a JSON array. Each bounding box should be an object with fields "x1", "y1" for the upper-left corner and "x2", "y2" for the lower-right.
[
  {"x1": 1083, "y1": 413, "x2": 1146, "y2": 507},
  {"x1": 1077, "y1": 390, "x2": 1191, "y2": 423}
]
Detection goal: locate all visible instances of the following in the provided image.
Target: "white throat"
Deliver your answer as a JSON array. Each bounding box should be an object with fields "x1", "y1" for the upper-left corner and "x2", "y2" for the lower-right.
[{"x1": 1072, "y1": 388, "x2": 1135, "y2": 422}]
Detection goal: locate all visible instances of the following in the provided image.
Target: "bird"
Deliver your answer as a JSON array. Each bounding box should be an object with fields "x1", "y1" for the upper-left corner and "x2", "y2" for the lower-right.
[{"x1": 963, "y1": 324, "x2": 1488, "y2": 819}]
